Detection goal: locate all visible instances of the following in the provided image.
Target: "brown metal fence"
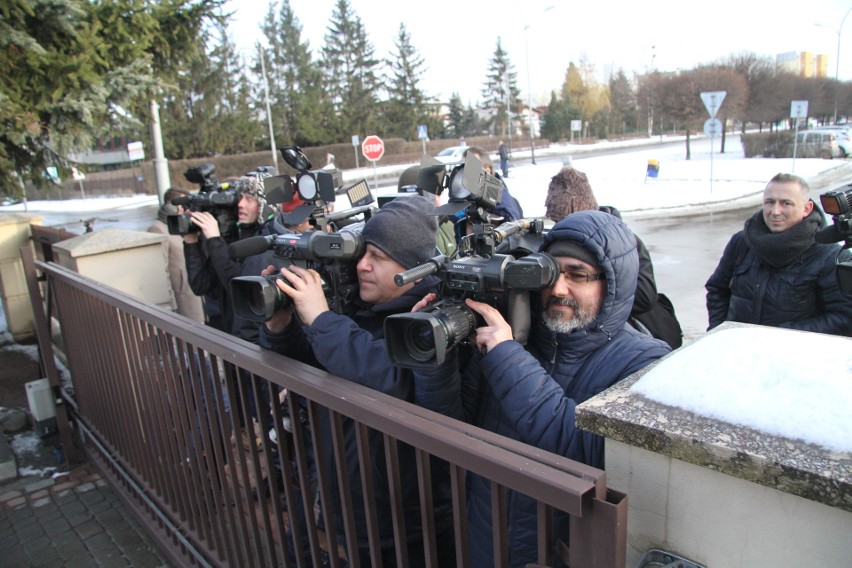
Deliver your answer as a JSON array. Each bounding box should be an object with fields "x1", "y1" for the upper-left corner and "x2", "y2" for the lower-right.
[{"x1": 25, "y1": 254, "x2": 627, "y2": 568}]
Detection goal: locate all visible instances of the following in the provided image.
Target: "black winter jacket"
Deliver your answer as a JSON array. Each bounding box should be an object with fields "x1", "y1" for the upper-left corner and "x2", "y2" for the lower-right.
[
  {"x1": 184, "y1": 221, "x2": 264, "y2": 339},
  {"x1": 706, "y1": 209, "x2": 852, "y2": 336}
]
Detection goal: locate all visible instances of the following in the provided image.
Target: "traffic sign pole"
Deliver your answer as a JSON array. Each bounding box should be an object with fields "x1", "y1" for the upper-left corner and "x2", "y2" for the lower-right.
[
  {"x1": 700, "y1": 92, "x2": 726, "y2": 194},
  {"x1": 790, "y1": 101, "x2": 808, "y2": 173},
  {"x1": 361, "y1": 135, "x2": 384, "y2": 189}
]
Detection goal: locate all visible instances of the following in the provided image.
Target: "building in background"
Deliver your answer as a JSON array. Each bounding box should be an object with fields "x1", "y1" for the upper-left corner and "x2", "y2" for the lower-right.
[{"x1": 776, "y1": 52, "x2": 829, "y2": 78}]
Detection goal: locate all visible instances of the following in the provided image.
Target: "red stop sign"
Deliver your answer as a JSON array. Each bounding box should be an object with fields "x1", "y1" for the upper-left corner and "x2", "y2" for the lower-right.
[{"x1": 361, "y1": 135, "x2": 385, "y2": 162}]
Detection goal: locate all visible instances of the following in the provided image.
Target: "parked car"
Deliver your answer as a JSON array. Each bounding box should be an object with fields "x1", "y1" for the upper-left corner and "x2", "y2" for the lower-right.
[
  {"x1": 794, "y1": 129, "x2": 843, "y2": 159},
  {"x1": 434, "y1": 145, "x2": 468, "y2": 164},
  {"x1": 819, "y1": 125, "x2": 852, "y2": 156}
]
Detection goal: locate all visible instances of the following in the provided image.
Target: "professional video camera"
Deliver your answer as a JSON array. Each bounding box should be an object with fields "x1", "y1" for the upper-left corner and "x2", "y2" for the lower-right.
[
  {"x1": 384, "y1": 217, "x2": 558, "y2": 368},
  {"x1": 184, "y1": 163, "x2": 222, "y2": 194},
  {"x1": 261, "y1": 146, "x2": 375, "y2": 232},
  {"x1": 167, "y1": 163, "x2": 240, "y2": 240},
  {"x1": 418, "y1": 153, "x2": 503, "y2": 216},
  {"x1": 228, "y1": 225, "x2": 365, "y2": 322},
  {"x1": 815, "y1": 184, "x2": 852, "y2": 294}
]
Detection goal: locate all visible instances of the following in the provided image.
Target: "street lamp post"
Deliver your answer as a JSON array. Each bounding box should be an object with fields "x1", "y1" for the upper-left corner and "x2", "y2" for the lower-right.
[
  {"x1": 257, "y1": 43, "x2": 279, "y2": 171},
  {"x1": 817, "y1": 6, "x2": 852, "y2": 124},
  {"x1": 524, "y1": 25, "x2": 535, "y2": 165},
  {"x1": 524, "y1": 5, "x2": 553, "y2": 166}
]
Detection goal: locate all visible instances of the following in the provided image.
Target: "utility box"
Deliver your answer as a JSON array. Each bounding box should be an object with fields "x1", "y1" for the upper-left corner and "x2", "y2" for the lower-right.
[
  {"x1": 52, "y1": 229, "x2": 175, "y2": 312},
  {"x1": 0, "y1": 213, "x2": 44, "y2": 341},
  {"x1": 26, "y1": 378, "x2": 57, "y2": 437}
]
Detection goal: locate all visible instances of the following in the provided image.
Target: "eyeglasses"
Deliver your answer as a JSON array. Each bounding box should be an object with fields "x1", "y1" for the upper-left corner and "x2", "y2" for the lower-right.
[{"x1": 560, "y1": 270, "x2": 606, "y2": 284}]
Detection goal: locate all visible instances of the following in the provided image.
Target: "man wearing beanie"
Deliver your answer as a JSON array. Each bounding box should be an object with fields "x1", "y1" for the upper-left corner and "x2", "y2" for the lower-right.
[
  {"x1": 445, "y1": 210, "x2": 670, "y2": 568},
  {"x1": 258, "y1": 196, "x2": 456, "y2": 567}
]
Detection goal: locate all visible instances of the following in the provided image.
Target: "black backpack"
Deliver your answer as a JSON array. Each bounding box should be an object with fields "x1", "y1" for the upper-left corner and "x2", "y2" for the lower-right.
[{"x1": 629, "y1": 293, "x2": 684, "y2": 349}]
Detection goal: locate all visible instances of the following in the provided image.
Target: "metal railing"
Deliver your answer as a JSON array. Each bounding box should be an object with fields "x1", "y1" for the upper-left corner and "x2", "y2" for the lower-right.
[{"x1": 25, "y1": 253, "x2": 627, "y2": 568}]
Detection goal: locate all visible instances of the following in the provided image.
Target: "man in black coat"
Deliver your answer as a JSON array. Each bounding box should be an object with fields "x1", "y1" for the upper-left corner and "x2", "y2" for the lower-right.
[{"x1": 706, "y1": 172, "x2": 852, "y2": 336}]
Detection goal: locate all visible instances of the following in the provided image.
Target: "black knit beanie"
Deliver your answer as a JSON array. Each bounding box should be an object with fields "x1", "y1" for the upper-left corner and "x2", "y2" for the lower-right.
[
  {"x1": 545, "y1": 240, "x2": 599, "y2": 267},
  {"x1": 545, "y1": 167, "x2": 598, "y2": 222},
  {"x1": 362, "y1": 196, "x2": 437, "y2": 270}
]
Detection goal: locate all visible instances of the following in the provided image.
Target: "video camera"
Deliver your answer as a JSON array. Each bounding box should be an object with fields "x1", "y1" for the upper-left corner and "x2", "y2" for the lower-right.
[
  {"x1": 384, "y1": 218, "x2": 558, "y2": 368},
  {"x1": 262, "y1": 146, "x2": 375, "y2": 232},
  {"x1": 816, "y1": 184, "x2": 852, "y2": 294},
  {"x1": 167, "y1": 163, "x2": 240, "y2": 241},
  {"x1": 228, "y1": 225, "x2": 365, "y2": 322},
  {"x1": 418, "y1": 153, "x2": 503, "y2": 218}
]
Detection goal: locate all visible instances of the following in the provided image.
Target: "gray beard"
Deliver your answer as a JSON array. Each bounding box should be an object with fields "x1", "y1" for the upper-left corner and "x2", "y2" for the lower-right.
[{"x1": 542, "y1": 297, "x2": 597, "y2": 334}]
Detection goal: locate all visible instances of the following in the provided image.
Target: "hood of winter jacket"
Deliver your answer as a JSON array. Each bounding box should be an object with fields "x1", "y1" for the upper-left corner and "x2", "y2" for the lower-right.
[{"x1": 539, "y1": 209, "x2": 638, "y2": 336}]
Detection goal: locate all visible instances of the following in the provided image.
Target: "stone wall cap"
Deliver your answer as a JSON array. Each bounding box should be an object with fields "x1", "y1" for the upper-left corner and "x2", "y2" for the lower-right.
[{"x1": 52, "y1": 229, "x2": 166, "y2": 257}]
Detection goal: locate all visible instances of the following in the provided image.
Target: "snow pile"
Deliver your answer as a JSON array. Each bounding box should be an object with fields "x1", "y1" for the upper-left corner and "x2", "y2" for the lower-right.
[{"x1": 631, "y1": 326, "x2": 852, "y2": 453}]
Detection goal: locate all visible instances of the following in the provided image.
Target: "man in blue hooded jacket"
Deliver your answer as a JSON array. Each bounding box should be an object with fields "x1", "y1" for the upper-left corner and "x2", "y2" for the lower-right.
[
  {"x1": 258, "y1": 196, "x2": 455, "y2": 567},
  {"x1": 455, "y1": 210, "x2": 670, "y2": 567}
]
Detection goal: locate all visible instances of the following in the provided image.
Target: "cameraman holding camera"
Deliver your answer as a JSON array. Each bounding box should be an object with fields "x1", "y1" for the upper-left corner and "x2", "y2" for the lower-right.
[
  {"x1": 183, "y1": 173, "x2": 270, "y2": 336},
  {"x1": 259, "y1": 196, "x2": 456, "y2": 567},
  {"x1": 442, "y1": 210, "x2": 670, "y2": 567}
]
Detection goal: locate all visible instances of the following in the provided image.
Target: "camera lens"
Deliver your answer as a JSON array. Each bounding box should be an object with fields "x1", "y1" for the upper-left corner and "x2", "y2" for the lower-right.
[
  {"x1": 247, "y1": 282, "x2": 269, "y2": 318},
  {"x1": 404, "y1": 320, "x2": 438, "y2": 362},
  {"x1": 231, "y1": 275, "x2": 293, "y2": 322}
]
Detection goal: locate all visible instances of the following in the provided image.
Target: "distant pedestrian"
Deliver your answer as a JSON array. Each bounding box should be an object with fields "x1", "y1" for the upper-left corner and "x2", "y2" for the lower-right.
[
  {"x1": 706, "y1": 172, "x2": 852, "y2": 336},
  {"x1": 498, "y1": 140, "x2": 509, "y2": 177}
]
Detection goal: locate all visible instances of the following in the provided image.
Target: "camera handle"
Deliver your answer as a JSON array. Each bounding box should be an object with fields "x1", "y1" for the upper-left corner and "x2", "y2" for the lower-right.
[{"x1": 505, "y1": 289, "x2": 532, "y2": 345}]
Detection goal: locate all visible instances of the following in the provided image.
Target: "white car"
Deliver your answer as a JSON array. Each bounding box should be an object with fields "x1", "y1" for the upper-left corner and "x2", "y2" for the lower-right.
[{"x1": 434, "y1": 145, "x2": 468, "y2": 164}]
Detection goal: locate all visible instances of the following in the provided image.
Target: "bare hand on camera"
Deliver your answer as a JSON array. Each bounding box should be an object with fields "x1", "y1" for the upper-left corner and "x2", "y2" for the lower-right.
[
  {"x1": 275, "y1": 265, "x2": 329, "y2": 326},
  {"x1": 190, "y1": 211, "x2": 221, "y2": 239},
  {"x1": 465, "y1": 298, "x2": 513, "y2": 354},
  {"x1": 411, "y1": 292, "x2": 438, "y2": 313}
]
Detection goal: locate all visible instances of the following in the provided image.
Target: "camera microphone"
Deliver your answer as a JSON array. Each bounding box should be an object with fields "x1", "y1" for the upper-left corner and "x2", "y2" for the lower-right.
[
  {"x1": 814, "y1": 224, "x2": 845, "y2": 244},
  {"x1": 228, "y1": 235, "x2": 272, "y2": 259}
]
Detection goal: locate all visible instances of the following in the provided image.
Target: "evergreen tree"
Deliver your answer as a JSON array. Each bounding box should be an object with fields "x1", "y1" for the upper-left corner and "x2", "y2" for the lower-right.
[
  {"x1": 261, "y1": 0, "x2": 334, "y2": 147},
  {"x1": 445, "y1": 93, "x2": 466, "y2": 139},
  {"x1": 0, "y1": 0, "x2": 225, "y2": 192},
  {"x1": 608, "y1": 69, "x2": 637, "y2": 135},
  {"x1": 158, "y1": 20, "x2": 262, "y2": 159},
  {"x1": 381, "y1": 23, "x2": 434, "y2": 140},
  {"x1": 481, "y1": 38, "x2": 521, "y2": 137},
  {"x1": 321, "y1": 0, "x2": 381, "y2": 141},
  {"x1": 208, "y1": 23, "x2": 260, "y2": 155}
]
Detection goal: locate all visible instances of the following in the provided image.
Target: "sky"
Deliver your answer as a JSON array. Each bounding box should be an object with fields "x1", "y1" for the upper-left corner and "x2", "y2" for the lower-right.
[{"x1": 224, "y1": 0, "x2": 852, "y2": 106}]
